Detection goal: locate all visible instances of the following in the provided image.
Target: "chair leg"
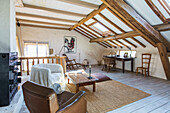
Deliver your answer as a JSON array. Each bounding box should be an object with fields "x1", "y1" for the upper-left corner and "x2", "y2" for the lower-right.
[
  {"x1": 144, "y1": 69, "x2": 147, "y2": 77},
  {"x1": 136, "y1": 68, "x2": 138, "y2": 76},
  {"x1": 148, "y1": 69, "x2": 149, "y2": 76},
  {"x1": 142, "y1": 69, "x2": 143, "y2": 75},
  {"x1": 107, "y1": 65, "x2": 109, "y2": 73}
]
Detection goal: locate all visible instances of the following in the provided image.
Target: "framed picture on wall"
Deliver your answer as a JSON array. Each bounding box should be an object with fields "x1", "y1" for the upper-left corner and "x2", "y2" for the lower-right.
[{"x1": 64, "y1": 36, "x2": 77, "y2": 54}]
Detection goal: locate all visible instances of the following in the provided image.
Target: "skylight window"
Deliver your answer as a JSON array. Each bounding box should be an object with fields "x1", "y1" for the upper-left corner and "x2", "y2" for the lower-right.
[
  {"x1": 93, "y1": 23, "x2": 108, "y2": 32},
  {"x1": 159, "y1": 0, "x2": 170, "y2": 14}
]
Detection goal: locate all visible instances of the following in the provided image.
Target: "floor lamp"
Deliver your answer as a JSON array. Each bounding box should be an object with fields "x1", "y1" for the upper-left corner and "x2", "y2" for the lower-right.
[{"x1": 58, "y1": 46, "x2": 68, "y2": 56}]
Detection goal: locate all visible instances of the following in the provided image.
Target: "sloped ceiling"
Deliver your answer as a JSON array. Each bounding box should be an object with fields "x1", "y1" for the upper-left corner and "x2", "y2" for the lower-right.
[{"x1": 15, "y1": 0, "x2": 170, "y2": 49}]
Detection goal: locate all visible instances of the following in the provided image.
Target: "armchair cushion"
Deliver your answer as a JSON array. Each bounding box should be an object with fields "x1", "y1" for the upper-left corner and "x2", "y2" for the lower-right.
[{"x1": 31, "y1": 64, "x2": 65, "y2": 91}]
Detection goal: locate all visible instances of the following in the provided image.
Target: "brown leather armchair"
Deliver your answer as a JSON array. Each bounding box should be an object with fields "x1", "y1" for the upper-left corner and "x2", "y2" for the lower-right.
[{"x1": 22, "y1": 81, "x2": 87, "y2": 113}]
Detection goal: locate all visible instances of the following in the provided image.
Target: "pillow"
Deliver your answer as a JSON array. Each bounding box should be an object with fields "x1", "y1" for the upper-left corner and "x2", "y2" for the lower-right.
[{"x1": 50, "y1": 83, "x2": 63, "y2": 94}]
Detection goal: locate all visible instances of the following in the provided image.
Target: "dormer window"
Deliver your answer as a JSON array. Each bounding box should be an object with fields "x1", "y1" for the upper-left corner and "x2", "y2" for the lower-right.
[
  {"x1": 91, "y1": 23, "x2": 112, "y2": 36},
  {"x1": 93, "y1": 23, "x2": 108, "y2": 32},
  {"x1": 159, "y1": 0, "x2": 170, "y2": 14}
]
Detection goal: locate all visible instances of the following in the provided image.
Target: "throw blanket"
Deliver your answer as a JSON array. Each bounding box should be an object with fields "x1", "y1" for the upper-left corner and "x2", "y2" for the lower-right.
[{"x1": 31, "y1": 64, "x2": 65, "y2": 93}]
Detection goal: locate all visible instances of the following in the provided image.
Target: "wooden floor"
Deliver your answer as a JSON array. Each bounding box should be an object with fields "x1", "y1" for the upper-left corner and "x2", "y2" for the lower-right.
[
  {"x1": 20, "y1": 65, "x2": 170, "y2": 113},
  {"x1": 90, "y1": 66, "x2": 170, "y2": 113}
]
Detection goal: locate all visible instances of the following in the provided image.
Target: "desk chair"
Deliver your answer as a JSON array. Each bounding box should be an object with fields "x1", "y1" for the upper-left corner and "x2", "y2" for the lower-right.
[
  {"x1": 136, "y1": 53, "x2": 152, "y2": 77},
  {"x1": 102, "y1": 57, "x2": 116, "y2": 72}
]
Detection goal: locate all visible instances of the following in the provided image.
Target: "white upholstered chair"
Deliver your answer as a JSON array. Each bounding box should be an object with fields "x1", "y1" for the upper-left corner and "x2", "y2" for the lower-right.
[{"x1": 30, "y1": 64, "x2": 65, "y2": 91}]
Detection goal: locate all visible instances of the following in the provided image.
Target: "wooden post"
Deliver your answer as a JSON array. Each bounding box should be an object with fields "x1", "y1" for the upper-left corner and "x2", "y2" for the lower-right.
[
  {"x1": 27, "y1": 59, "x2": 29, "y2": 75},
  {"x1": 56, "y1": 57, "x2": 58, "y2": 64},
  {"x1": 32, "y1": 59, "x2": 34, "y2": 65},
  {"x1": 37, "y1": 59, "x2": 39, "y2": 64},
  {"x1": 47, "y1": 58, "x2": 49, "y2": 63},
  {"x1": 52, "y1": 58, "x2": 54, "y2": 64},
  {"x1": 43, "y1": 58, "x2": 44, "y2": 64},
  {"x1": 157, "y1": 43, "x2": 170, "y2": 80},
  {"x1": 60, "y1": 58, "x2": 63, "y2": 67}
]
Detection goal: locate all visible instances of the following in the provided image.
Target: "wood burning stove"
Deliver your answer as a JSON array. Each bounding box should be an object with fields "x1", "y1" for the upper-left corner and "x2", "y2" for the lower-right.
[{"x1": 0, "y1": 52, "x2": 21, "y2": 106}]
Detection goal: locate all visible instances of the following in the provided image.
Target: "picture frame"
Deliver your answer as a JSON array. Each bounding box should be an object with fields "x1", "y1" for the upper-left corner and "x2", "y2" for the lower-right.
[{"x1": 64, "y1": 36, "x2": 77, "y2": 54}]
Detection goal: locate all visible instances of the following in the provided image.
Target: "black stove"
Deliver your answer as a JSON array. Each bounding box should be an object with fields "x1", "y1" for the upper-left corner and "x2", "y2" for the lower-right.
[{"x1": 0, "y1": 52, "x2": 21, "y2": 106}]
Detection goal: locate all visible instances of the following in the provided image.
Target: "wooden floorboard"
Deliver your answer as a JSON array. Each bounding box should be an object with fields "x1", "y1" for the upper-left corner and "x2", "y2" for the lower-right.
[
  {"x1": 107, "y1": 91, "x2": 170, "y2": 113},
  {"x1": 89, "y1": 66, "x2": 170, "y2": 113},
  {"x1": 20, "y1": 66, "x2": 170, "y2": 113},
  {"x1": 149, "y1": 102, "x2": 170, "y2": 113},
  {"x1": 132, "y1": 95, "x2": 170, "y2": 113}
]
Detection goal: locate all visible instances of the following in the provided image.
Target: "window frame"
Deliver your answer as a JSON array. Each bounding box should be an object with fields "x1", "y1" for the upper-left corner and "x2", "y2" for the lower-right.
[
  {"x1": 118, "y1": 50, "x2": 137, "y2": 58},
  {"x1": 24, "y1": 41, "x2": 49, "y2": 57}
]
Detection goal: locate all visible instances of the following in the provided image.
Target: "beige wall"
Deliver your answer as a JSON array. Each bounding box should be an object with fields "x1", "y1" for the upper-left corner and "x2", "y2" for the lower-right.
[
  {"x1": 18, "y1": 26, "x2": 167, "y2": 80},
  {"x1": 19, "y1": 26, "x2": 106, "y2": 64},
  {"x1": 103, "y1": 47, "x2": 167, "y2": 80}
]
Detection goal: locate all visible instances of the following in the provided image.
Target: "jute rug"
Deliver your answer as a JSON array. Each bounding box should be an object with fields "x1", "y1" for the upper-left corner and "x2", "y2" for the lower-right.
[{"x1": 66, "y1": 80, "x2": 151, "y2": 113}]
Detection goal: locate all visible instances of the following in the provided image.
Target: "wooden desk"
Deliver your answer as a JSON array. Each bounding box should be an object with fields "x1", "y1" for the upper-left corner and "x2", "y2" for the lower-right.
[{"x1": 104, "y1": 56, "x2": 135, "y2": 73}]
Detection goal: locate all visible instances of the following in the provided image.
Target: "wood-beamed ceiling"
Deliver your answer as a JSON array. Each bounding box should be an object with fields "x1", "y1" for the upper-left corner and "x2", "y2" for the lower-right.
[
  {"x1": 101, "y1": 0, "x2": 170, "y2": 51},
  {"x1": 15, "y1": 0, "x2": 170, "y2": 49}
]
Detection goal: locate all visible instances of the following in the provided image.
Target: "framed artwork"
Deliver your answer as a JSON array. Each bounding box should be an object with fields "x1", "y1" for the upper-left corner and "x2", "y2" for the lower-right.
[{"x1": 64, "y1": 36, "x2": 77, "y2": 54}]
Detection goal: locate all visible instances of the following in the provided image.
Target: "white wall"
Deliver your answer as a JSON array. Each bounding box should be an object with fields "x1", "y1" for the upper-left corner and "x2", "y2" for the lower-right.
[
  {"x1": 19, "y1": 26, "x2": 106, "y2": 64},
  {"x1": 0, "y1": 0, "x2": 16, "y2": 53},
  {"x1": 103, "y1": 47, "x2": 167, "y2": 80},
  {"x1": 10, "y1": 0, "x2": 16, "y2": 52},
  {"x1": 18, "y1": 26, "x2": 167, "y2": 80}
]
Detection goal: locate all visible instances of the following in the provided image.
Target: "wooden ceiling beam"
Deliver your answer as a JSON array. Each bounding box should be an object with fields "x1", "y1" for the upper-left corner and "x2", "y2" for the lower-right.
[
  {"x1": 80, "y1": 25, "x2": 117, "y2": 48},
  {"x1": 18, "y1": 19, "x2": 72, "y2": 27},
  {"x1": 102, "y1": 0, "x2": 170, "y2": 51},
  {"x1": 145, "y1": 0, "x2": 168, "y2": 24},
  {"x1": 74, "y1": 29, "x2": 107, "y2": 48},
  {"x1": 87, "y1": 21, "x2": 97, "y2": 27},
  {"x1": 69, "y1": 4, "x2": 107, "y2": 30},
  {"x1": 130, "y1": 37, "x2": 146, "y2": 48},
  {"x1": 76, "y1": 28, "x2": 112, "y2": 48},
  {"x1": 115, "y1": 40, "x2": 130, "y2": 49},
  {"x1": 56, "y1": 0, "x2": 99, "y2": 9},
  {"x1": 98, "y1": 13, "x2": 125, "y2": 33},
  {"x1": 16, "y1": 0, "x2": 24, "y2": 7},
  {"x1": 90, "y1": 31, "x2": 140, "y2": 42},
  {"x1": 107, "y1": 7, "x2": 149, "y2": 48},
  {"x1": 93, "y1": 17, "x2": 117, "y2": 34},
  {"x1": 99, "y1": 13, "x2": 138, "y2": 48},
  {"x1": 123, "y1": 39, "x2": 137, "y2": 48},
  {"x1": 141, "y1": 36, "x2": 157, "y2": 47},
  {"x1": 20, "y1": 23, "x2": 69, "y2": 30},
  {"x1": 83, "y1": 23, "x2": 103, "y2": 36},
  {"x1": 79, "y1": 26, "x2": 100, "y2": 38},
  {"x1": 107, "y1": 7, "x2": 167, "y2": 47},
  {"x1": 23, "y1": 3, "x2": 87, "y2": 18},
  {"x1": 16, "y1": 12, "x2": 78, "y2": 23},
  {"x1": 109, "y1": 40, "x2": 123, "y2": 48},
  {"x1": 105, "y1": 41, "x2": 117, "y2": 48},
  {"x1": 153, "y1": 23, "x2": 170, "y2": 32},
  {"x1": 106, "y1": 7, "x2": 134, "y2": 30},
  {"x1": 78, "y1": 26, "x2": 115, "y2": 48}
]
